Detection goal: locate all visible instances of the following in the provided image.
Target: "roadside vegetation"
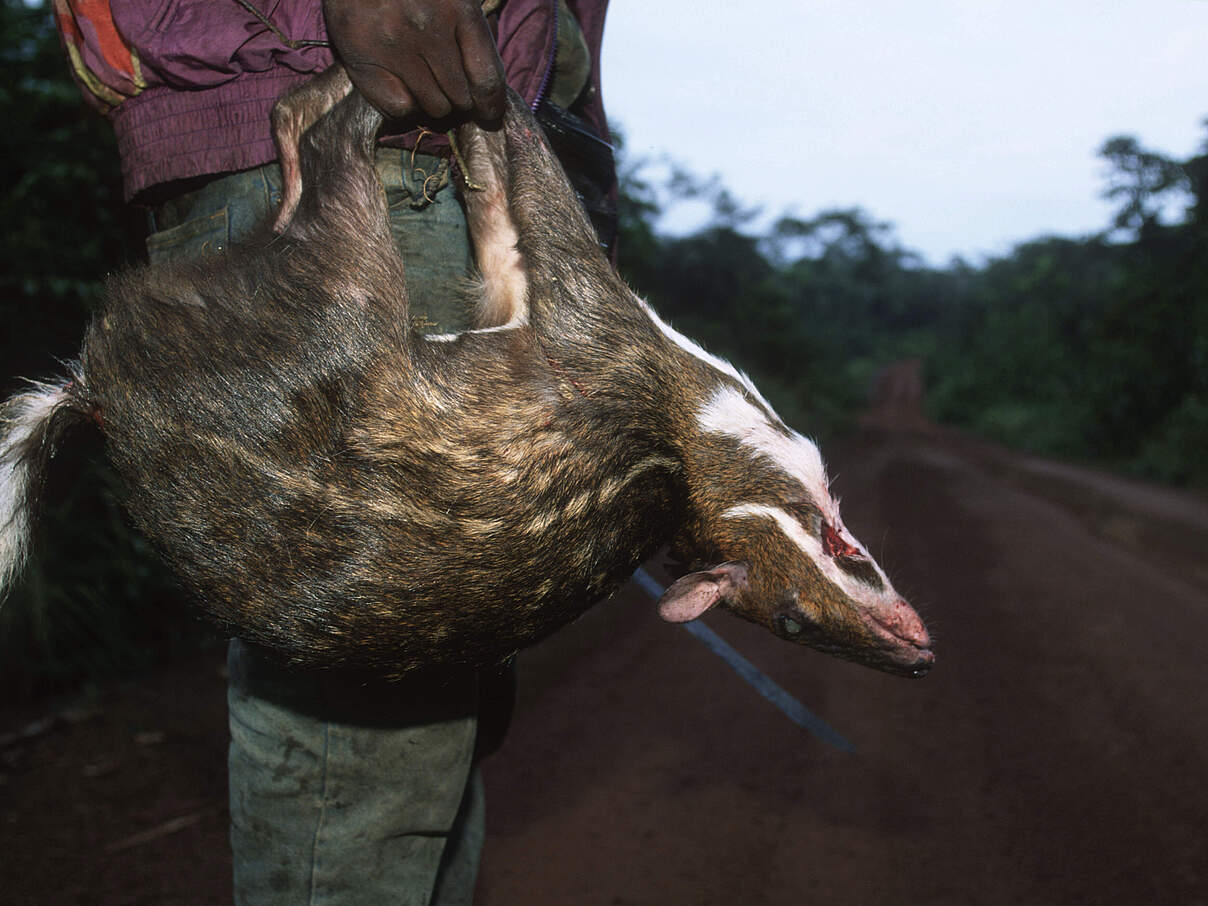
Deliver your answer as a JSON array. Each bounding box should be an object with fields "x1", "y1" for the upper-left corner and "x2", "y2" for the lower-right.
[{"x1": 615, "y1": 132, "x2": 1208, "y2": 488}]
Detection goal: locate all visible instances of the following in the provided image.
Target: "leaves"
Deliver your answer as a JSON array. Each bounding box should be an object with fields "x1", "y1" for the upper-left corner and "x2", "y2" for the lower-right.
[
  {"x1": 1099, "y1": 135, "x2": 1191, "y2": 235},
  {"x1": 616, "y1": 117, "x2": 1208, "y2": 487}
]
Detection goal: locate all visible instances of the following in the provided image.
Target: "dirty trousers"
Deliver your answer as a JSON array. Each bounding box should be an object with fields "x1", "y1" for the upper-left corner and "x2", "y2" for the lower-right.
[{"x1": 146, "y1": 151, "x2": 484, "y2": 905}]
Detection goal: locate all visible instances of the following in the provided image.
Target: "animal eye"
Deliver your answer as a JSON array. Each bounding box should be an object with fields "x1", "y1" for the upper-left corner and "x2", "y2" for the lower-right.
[{"x1": 778, "y1": 613, "x2": 804, "y2": 636}]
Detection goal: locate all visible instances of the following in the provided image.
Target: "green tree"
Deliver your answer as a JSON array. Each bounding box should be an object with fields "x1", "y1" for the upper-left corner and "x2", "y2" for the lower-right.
[{"x1": 1099, "y1": 135, "x2": 1190, "y2": 236}]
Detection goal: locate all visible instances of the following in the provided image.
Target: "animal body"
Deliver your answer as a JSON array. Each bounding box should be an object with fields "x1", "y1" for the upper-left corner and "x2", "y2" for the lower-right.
[{"x1": 0, "y1": 69, "x2": 933, "y2": 679}]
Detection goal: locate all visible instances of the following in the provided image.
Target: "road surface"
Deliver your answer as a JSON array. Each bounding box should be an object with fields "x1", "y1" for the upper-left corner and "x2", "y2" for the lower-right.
[{"x1": 473, "y1": 419, "x2": 1208, "y2": 905}]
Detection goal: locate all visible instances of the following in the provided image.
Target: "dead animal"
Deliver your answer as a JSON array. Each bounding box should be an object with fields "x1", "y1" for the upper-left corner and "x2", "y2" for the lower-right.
[{"x1": 0, "y1": 68, "x2": 933, "y2": 679}]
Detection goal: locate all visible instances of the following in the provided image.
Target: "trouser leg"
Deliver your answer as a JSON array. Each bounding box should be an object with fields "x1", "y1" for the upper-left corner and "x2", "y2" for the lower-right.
[
  {"x1": 430, "y1": 767, "x2": 487, "y2": 905},
  {"x1": 227, "y1": 640, "x2": 480, "y2": 906},
  {"x1": 147, "y1": 152, "x2": 489, "y2": 906}
]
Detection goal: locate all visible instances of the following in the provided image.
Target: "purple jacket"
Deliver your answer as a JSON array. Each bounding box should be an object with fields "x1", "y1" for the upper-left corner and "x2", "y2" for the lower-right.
[{"x1": 55, "y1": 0, "x2": 610, "y2": 201}]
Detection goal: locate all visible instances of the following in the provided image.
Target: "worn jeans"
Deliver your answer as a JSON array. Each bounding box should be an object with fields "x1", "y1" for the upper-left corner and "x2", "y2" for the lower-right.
[{"x1": 146, "y1": 150, "x2": 484, "y2": 905}]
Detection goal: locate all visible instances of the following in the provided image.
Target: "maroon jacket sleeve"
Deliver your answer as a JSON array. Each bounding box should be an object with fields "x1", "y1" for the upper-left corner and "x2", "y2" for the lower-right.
[
  {"x1": 108, "y1": 0, "x2": 329, "y2": 89},
  {"x1": 57, "y1": 0, "x2": 611, "y2": 200}
]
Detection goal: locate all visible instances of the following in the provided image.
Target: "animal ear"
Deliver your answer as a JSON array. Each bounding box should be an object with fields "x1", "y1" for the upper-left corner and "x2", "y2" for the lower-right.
[{"x1": 657, "y1": 562, "x2": 749, "y2": 623}]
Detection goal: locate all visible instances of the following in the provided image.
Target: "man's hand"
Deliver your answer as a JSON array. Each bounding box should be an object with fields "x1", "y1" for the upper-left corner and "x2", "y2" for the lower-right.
[{"x1": 322, "y1": 0, "x2": 506, "y2": 122}]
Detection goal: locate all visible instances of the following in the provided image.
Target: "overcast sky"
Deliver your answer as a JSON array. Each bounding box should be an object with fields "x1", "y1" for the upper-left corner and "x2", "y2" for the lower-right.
[{"x1": 601, "y1": 0, "x2": 1208, "y2": 265}]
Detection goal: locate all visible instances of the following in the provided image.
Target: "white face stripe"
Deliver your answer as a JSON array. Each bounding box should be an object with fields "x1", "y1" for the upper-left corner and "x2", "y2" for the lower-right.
[
  {"x1": 721, "y1": 503, "x2": 891, "y2": 602},
  {"x1": 697, "y1": 384, "x2": 833, "y2": 518},
  {"x1": 635, "y1": 295, "x2": 777, "y2": 419}
]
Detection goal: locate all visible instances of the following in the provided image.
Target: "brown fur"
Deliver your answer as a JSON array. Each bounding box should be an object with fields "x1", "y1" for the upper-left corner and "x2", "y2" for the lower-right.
[{"x1": 0, "y1": 70, "x2": 932, "y2": 679}]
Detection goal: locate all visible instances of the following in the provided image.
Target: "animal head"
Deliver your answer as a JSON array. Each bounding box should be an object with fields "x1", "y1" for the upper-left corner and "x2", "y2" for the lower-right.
[{"x1": 657, "y1": 375, "x2": 933, "y2": 678}]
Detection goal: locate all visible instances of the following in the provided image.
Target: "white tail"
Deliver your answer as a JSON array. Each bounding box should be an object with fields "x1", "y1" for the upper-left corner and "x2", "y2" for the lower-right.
[{"x1": 0, "y1": 374, "x2": 82, "y2": 597}]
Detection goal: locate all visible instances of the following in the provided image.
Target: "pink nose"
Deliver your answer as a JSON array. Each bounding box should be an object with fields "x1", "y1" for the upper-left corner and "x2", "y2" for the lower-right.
[{"x1": 883, "y1": 598, "x2": 932, "y2": 649}]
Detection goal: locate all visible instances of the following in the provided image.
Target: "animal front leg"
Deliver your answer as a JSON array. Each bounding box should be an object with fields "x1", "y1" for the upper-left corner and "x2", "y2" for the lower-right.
[{"x1": 455, "y1": 113, "x2": 529, "y2": 329}]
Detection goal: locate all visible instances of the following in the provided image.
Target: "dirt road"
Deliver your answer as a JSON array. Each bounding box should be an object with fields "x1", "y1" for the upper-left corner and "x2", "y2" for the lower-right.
[
  {"x1": 4, "y1": 412, "x2": 1207, "y2": 903},
  {"x1": 477, "y1": 424, "x2": 1208, "y2": 904}
]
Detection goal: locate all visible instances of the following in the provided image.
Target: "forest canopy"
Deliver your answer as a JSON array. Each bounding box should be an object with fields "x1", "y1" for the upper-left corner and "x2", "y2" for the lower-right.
[{"x1": 614, "y1": 124, "x2": 1208, "y2": 488}]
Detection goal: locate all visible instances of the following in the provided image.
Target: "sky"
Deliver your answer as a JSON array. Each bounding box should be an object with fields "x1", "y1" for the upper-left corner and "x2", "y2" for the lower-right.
[{"x1": 601, "y1": 0, "x2": 1208, "y2": 266}]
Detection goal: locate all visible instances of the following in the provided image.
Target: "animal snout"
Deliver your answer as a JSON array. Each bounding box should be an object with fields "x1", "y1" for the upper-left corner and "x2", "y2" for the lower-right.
[
  {"x1": 871, "y1": 598, "x2": 932, "y2": 651},
  {"x1": 864, "y1": 598, "x2": 935, "y2": 677}
]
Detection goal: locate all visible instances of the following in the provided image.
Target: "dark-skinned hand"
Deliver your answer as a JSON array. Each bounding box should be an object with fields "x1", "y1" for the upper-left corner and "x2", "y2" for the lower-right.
[{"x1": 322, "y1": 0, "x2": 506, "y2": 122}]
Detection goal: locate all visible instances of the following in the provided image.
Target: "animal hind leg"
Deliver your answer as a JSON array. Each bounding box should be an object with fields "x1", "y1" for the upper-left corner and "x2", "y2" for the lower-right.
[
  {"x1": 271, "y1": 66, "x2": 354, "y2": 233},
  {"x1": 270, "y1": 70, "x2": 409, "y2": 326}
]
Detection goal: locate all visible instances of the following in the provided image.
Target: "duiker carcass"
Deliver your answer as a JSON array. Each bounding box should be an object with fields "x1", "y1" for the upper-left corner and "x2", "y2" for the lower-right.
[{"x1": 0, "y1": 68, "x2": 932, "y2": 678}]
